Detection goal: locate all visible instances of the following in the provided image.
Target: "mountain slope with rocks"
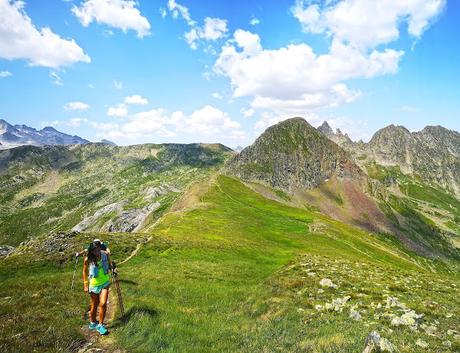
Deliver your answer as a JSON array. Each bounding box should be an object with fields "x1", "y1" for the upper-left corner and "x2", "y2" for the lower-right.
[
  {"x1": 316, "y1": 121, "x2": 460, "y2": 254},
  {"x1": 226, "y1": 118, "x2": 459, "y2": 259}
]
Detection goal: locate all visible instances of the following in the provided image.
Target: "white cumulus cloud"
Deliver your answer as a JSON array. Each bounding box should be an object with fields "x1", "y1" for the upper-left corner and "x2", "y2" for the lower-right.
[
  {"x1": 167, "y1": 0, "x2": 194, "y2": 25},
  {"x1": 72, "y1": 0, "x2": 151, "y2": 38},
  {"x1": 91, "y1": 121, "x2": 119, "y2": 131},
  {"x1": 254, "y1": 112, "x2": 321, "y2": 134},
  {"x1": 166, "y1": 0, "x2": 227, "y2": 50},
  {"x1": 214, "y1": 30, "x2": 401, "y2": 115},
  {"x1": 211, "y1": 92, "x2": 223, "y2": 99},
  {"x1": 187, "y1": 105, "x2": 240, "y2": 132},
  {"x1": 291, "y1": 0, "x2": 446, "y2": 49},
  {"x1": 0, "y1": 70, "x2": 12, "y2": 77},
  {"x1": 67, "y1": 118, "x2": 89, "y2": 127},
  {"x1": 64, "y1": 101, "x2": 90, "y2": 111},
  {"x1": 124, "y1": 94, "x2": 148, "y2": 105},
  {"x1": 0, "y1": 0, "x2": 90, "y2": 68},
  {"x1": 95, "y1": 104, "x2": 245, "y2": 145},
  {"x1": 185, "y1": 17, "x2": 228, "y2": 50},
  {"x1": 107, "y1": 103, "x2": 128, "y2": 117},
  {"x1": 250, "y1": 17, "x2": 260, "y2": 26},
  {"x1": 210, "y1": 0, "x2": 444, "y2": 130},
  {"x1": 241, "y1": 107, "x2": 255, "y2": 118}
]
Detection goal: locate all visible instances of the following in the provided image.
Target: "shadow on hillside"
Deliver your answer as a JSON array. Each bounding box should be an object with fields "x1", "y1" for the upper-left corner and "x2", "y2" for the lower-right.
[{"x1": 111, "y1": 306, "x2": 158, "y2": 328}]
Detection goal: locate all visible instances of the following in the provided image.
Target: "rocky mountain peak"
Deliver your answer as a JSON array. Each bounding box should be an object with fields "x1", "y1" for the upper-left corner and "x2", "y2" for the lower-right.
[
  {"x1": 317, "y1": 121, "x2": 353, "y2": 146},
  {"x1": 0, "y1": 119, "x2": 13, "y2": 132},
  {"x1": 419, "y1": 125, "x2": 460, "y2": 143},
  {"x1": 370, "y1": 124, "x2": 410, "y2": 141},
  {"x1": 318, "y1": 121, "x2": 334, "y2": 136},
  {"x1": 42, "y1": 126, "x2": 58, "y2": 133},
  {"x1": 225, "y1": 117, "x2": 364, "y2": 192}
]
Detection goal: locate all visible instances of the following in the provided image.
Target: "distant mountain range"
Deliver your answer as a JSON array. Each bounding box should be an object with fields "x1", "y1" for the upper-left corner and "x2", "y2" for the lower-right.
[
  {"x1": 317, "y1": 121, "x2": 460, "y2": 197},
  {"x1": 0, "y1": 119, "x2": 89, "y2": 149}
]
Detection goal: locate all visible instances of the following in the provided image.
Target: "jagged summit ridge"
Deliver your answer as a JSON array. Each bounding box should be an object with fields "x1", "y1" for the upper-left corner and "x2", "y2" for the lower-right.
[
  {"x1": 317, "y1": 121, "x2": 460, "y2": 196},
  {"x1": 316, "y1": 121, "x2": 353, "y2": 146},
  {"x1": 225, "y1": 117, "x2": 364, "y2": 192}
]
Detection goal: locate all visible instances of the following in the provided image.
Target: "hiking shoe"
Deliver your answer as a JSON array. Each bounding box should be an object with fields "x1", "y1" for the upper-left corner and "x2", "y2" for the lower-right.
[
  {"x1": 88, "y1": 322, "x2": 98, "y2": 330},
  {"x1": 96, "y1": 323, "x2": 108, "y2": 335}
]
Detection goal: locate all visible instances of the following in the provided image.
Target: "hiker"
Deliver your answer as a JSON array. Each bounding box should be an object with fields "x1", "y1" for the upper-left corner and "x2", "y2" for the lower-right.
[
  {"x1": 83, "y1": 239, "x2": 112, "y2": 335},
  {"x1": 76, "y1": 238, "x2": 111, "y2": 257}
]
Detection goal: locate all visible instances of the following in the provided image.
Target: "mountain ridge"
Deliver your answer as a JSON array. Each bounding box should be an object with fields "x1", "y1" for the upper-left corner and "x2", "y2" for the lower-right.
[
  {"x1": 317, "y1": 120, "x2": 460, "y2": 196},
  {"x1": 0, "y1": 119, "x2": 89, "y2": 149}
]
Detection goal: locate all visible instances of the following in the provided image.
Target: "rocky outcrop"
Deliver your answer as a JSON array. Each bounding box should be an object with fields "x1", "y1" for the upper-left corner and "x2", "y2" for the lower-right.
[
  {"x1": 225, "y1": 118, "x2": 365, "y2": 192},
  {"x1": 106, "y1": 202, "x2": 161, "y2": 232},
  {"x1": 144, "y1": 184, "x2": 180, "y2": 200},
  {"x1": 72, "y1": 202, "x2": 124, "y2": 232},
  {"x1": 317, "y1": 121, "x2": 335, "y2": 136}
]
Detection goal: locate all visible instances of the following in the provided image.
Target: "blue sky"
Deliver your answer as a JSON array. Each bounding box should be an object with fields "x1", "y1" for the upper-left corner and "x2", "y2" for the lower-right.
[{"x1": 0, "y1": 0, "x2": 459, "y2": 147}]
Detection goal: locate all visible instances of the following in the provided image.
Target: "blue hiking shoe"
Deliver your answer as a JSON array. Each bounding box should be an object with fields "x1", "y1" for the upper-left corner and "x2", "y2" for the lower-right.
[
  {"x1": 88, "y1": 322, "x2": 98, "y2": 330},
  {"x1": 96, "y1": 323, "x2": 108, "y2": 335}
]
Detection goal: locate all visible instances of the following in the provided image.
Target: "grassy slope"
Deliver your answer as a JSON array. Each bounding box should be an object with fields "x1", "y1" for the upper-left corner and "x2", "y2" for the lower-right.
[
  {"x1": 1, "y1": 176, "x2": 459, "y2": 352},
  {"x1": 114, "y1": 176, "x2": 460, "y2": 353},
  {"x1": 0, "y1": 144, "x2": 232, "y2": 246}
]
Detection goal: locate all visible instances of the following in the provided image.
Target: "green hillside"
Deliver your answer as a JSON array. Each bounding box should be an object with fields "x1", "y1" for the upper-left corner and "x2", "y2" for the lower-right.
[
  {"x1": 2, "y1": 176, "x2": 459, "y2": 353},
  {"x1": 365, "y1": 162, "x2": 460, "y2": 252},
  {"x1": 0, "y1": 143, "x2": 233, "y2": 246}
]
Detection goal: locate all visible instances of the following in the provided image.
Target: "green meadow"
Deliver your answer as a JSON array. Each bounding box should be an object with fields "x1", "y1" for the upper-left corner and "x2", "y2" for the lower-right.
[{"x1": 2, "y1": 175, "x2": 459, "y2": 352}]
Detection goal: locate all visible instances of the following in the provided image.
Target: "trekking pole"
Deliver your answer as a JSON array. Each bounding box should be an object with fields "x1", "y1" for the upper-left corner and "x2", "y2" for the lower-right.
[
  {"x1": 70, "y1": 252, "x2": 79, "y2": 290},
  {"x1": 111, "y1": 261, "x2": 125, "y2": 317}
]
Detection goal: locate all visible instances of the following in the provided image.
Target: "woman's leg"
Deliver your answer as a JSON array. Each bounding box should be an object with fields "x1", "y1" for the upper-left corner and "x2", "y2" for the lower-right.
[
  {"x1": 98, "y1": 287, "x2": 109, "y2": 324},
  {"x1": 90, "y1": 293, "x2": 99, "y2": 323}
]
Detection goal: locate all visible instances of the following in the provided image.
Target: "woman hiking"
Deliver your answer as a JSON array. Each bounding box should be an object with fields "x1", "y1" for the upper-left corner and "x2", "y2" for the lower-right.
[{"x1": 83, "y1": 239, "x2": 112, "y2": 335}]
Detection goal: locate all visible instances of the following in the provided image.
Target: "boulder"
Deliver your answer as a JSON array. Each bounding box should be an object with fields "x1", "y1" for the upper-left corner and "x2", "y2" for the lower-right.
[
  {"x1": 362, "y1": 331, "x2": 396, "y2": 353},
  {"x1": 0, "y1": 245, "x2": 15, "y2": 257},
  {"x1": 319, "y1": 278, "x2": 337, "y2": 288},
  {"x1": 350, "y1": 308, "x2": 362, "y2": 321},
  {"x1": 390, "y1": 310, "x2": 423, "y2": 327},
  {"x1": 415, "y1": 339, "x2": 428, "y2": 348}
]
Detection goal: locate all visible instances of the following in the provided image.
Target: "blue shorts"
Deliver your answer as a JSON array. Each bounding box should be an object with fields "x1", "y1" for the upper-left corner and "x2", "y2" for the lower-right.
[{"x1": 89, "y1": 281, "x2": 110, "y2": 294}]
